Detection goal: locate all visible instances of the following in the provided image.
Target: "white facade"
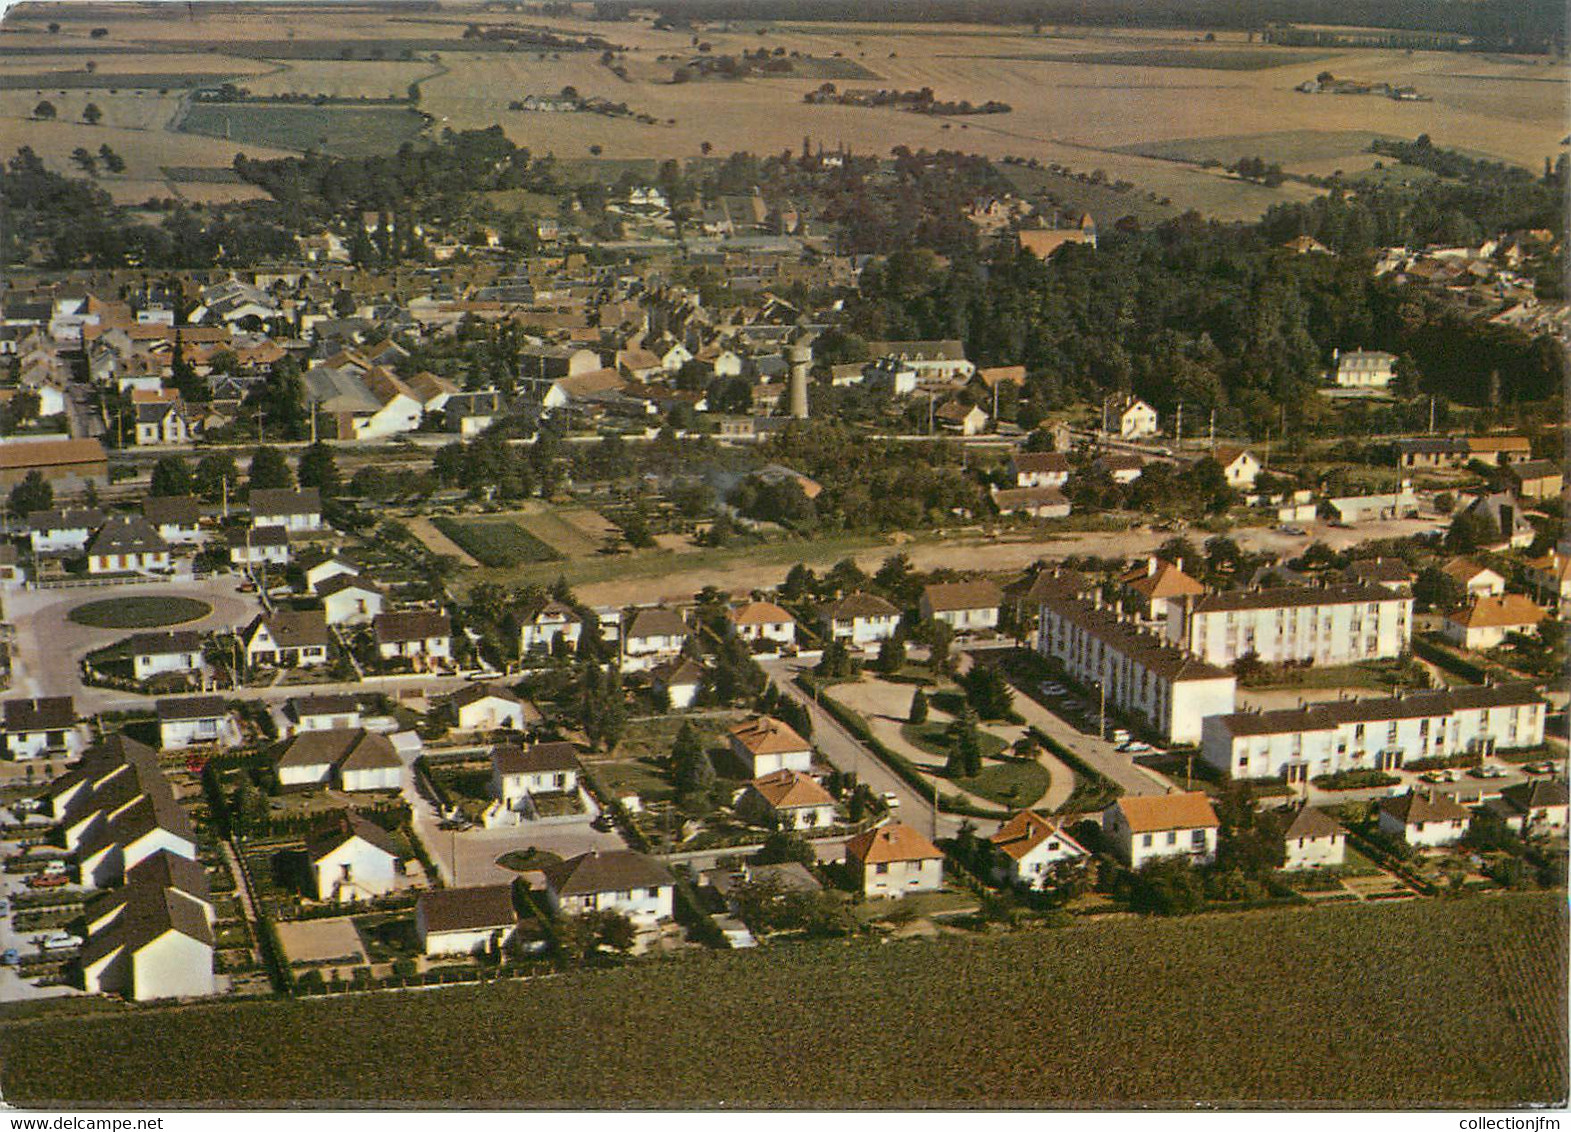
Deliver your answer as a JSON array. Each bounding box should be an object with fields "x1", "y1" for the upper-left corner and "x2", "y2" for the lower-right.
[
  {"x1": 1202, "y1": 687, "x2": 1545, "y2": 781},
  {"x1": 1104, "y1": 811, "x2": 1218, "y2": 870},
  {"x1": 1332, "y1": 349, "x2": 1396, "y2": 389},
  {"x1": 314, "y1": 838, "x2": 398, "y2": 902},
  {"x1": 519, "y1": 605, "x2": 582, "y2": 653},
  {"x1": 377, "y1": 634, "x2": 451, "y2": 662},
  {"x1": 134, "y1": 648, "x2": 201, "y2": 681},
  {"x1": 159, "y1": 714, "x2": 234, "y2": 750},
  {"x1": 1282, "y1": 830, "x2": 1346, "y2": 871},
  {"x1": 322, "y1": 583, "x2": 383, "y2": 626},
  {"x1": 1116, "y1": 399, "x2": 1158, "y2": 439},
  {"x1": 929, "y1": 605, "x2": 999, "y2": 633},
  {"x1": 828, "y1": 612, "x2": 898, "y2": 646},
  {"x1": 83, "y1": 928, "x2": 215, "y2": 1002},
  {"x1": 339, "y1": 763, "x2": 400, "y2": 792},
  {"x1": 1036, "y1": 585, "x2": 1236, "y2": 745},
  {"x1": 859, "y1": 856, "x2": 941, "y2": 898},
  {"x1": 546, "y1": 882, "x2": 673, "y2": 922},
  {"x1": 1379, "y1": 805, "x2": 1468, "y2": 848},
  {"x1": 457, "y1": 695, "x2": 529, "y2": 732},
  {"x1": 1175, "y1": 586, "x2": 1412, "y2": 667}
]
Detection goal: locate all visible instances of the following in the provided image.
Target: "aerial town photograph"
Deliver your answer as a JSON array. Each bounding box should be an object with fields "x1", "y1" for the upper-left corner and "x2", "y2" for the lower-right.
[{"x1": 0, "y1": 0, "x2": 1563, "y2": 1115}]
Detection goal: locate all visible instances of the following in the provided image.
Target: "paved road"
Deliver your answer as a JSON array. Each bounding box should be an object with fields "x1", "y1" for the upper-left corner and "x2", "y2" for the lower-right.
[
  {"x1": 1001, "y1": 676, "x2": 1176, "y2": 800},
  {"x1": 0, "y1": 836, "x2": 85, "y2": 1004},
  {"x1": 762, "y1": 659, "x2": 997, "y2": 842}
]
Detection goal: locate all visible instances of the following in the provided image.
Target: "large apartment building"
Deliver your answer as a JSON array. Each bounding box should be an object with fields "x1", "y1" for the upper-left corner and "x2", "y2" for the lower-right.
[
  {"x1": 1035, "y1": 575, "x2": 1236, "y2": 745},
  {"x1": 1201, "y1": 682, "x2": 1547, "y2": 782},
  {"x1": 1171, "y1": 583, "x2": 1412, "y2": 667}
]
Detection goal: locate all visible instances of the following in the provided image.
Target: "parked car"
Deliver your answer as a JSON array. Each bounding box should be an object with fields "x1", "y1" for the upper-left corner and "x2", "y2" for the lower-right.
[
  {"x1": 1277, "y1": 525, "x2": 1307, "y2": 536},
  {"x1": 1118, "y1": 740, "x2": 1153, "y2": 753},
  {"x1": 1524, "y1": 761, "x2": 1559, "y2": 775},
  {"x1": 0, "y1": 897, "x2": 10, "y2": 915},
  {"x1": 881, "y1": 791, "x2": 901, "y2": 809},
  {"x1": 1110, "y1": 728, "x2": 1131, "y2": 744},
  {"x1": 1421, "y1": 769, "x2": 1459, "y2": 784},
  {"x1": 1469, "y1": 764, "x2": 1508, "y2": 780},
  {"x1": 0, "y1": 948, "x2": 18, "y2": 966},
  {"x1": 41, "y1": 933, "x2": 82, "y2": 952},
  {"x1": 26, "y1": 873, "x2": 68, "y2": 889}
]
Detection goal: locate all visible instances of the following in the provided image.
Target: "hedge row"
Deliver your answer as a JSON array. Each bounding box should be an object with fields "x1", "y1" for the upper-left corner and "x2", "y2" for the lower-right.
[{"x1": 1026, "y1": 726, "x2": 1122, "y2": 815}]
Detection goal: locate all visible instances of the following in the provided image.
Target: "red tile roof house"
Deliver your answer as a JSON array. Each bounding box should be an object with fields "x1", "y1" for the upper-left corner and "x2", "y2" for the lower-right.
[
  {"x1": 844, "y1": 822, "x2": 944, "y2": 898},
  {"x1": 1102, "y1": 792, "x2": 1220, "y2": 869},
  {"x1": 988, "y1": 811, "x2": 1088, "y2": 889},
  {"x1": 373, "y1": 610, "x2": 453, "y2": 670},
  {"x1": 728, "y1": 600, "x2": 797, "y2": 647},
  {"x1": 728, "y1": 716, "x2": 813, "y2": 777},
  {"x1": 736, "y1": 769, "x2": 838, "y2": 832}
]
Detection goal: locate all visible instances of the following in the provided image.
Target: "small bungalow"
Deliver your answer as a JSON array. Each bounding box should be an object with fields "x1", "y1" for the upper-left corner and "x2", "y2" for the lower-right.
[
  {"x1": 988, "y1": 810, "x2": 1088, "y2": 890},
  {"x1": 541, "y1": 850, "x2": 675, "y2": 923},
  {"x1": 156, "y1": 696, "x2": 234, "y2": 750},
  {"x1": 308, "y1": 814, "x2": 403, "y2": 903},
  {"x1": 415, "y1": 884, "x2": 519, "y2": 957},
  {"x1": 737, "y1": 769, "x2": 837, "y2": 832},
  {"x1": 843, "y1": 822, "x2": 944, "y2": 899},
  {"x1": 1102, "y1": 792, "x2": 1220, "y2": 869},
  {"x1": 1378, "y1": 790, "x2": 1470, "y2": 847},
  {"x1": 728, "y1": 716, "x2": 812, "y2": 777},
  {"x1": 1279, "y1": 805, "x2": 1346, "y2": 871}
]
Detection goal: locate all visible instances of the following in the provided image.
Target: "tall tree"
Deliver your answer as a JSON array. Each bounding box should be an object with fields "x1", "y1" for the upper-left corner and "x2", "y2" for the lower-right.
[
  {"x1": 7, "y1": 470, "x2": 52, "y2": 516},
  {"x1": 246, "y1": 445, "x2": 294, "y2": 493},
  {"x1": 297, "y1": 442, "x2": 340, "y2": 497},
  {"x1": 149, "y1": 455, "x2": 195, "y2": 497}
]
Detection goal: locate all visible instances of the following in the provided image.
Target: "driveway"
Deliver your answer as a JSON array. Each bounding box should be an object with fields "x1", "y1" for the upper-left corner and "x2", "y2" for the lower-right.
[
  {"x1": 0, "y1": 840, "x2": 85, "y2": 1004},
  {"x1": 1002, "y1": 679, "x2": 1175, "y2": 800},
  {"x1": 395, "y1": 745, "x2": 624, "y2": 888}
]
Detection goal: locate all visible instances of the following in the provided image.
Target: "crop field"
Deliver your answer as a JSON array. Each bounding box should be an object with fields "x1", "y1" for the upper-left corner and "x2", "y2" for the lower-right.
[
  {"x1": 429, "y1": 516, "x2": 562, "y2": 569},
  {"x1": 503, "y1": 504, "x2": 614, "y2": 560},
  {"x1": 0, "y1": 894, "x2": 1562, "y2": 1107},
  {"x1": 176, "y1": 102, "x2": 428, "y2": 157},
  {"x1": 1, "y1": 3, "x2": 1565, "y2": 220}
]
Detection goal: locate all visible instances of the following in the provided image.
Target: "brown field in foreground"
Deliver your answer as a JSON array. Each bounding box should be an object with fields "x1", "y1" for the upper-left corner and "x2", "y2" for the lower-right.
[{"x1": 0, "y1": 2, "x2": 1565, "y2": 216}]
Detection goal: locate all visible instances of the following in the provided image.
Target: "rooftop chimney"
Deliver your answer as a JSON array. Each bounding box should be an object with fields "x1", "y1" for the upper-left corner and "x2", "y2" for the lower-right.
[{"x1": 1147, "y1": 556, "x2": 1158, "y2": 577}]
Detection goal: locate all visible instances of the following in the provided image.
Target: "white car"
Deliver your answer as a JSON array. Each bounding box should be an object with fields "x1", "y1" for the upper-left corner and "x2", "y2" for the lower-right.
[
  {"x1": 881, "y1": 791, "x2": 901, "y2": 809},
  {"x1": 1118, "y1": 740, "x2": 1152, "y2": 753},
  {"x1": 1110, "y1": 728, "x2": 1131, "y2": 744},
  {"x1": 41, "y1": 933, "x2": 83, "y2": 952}
]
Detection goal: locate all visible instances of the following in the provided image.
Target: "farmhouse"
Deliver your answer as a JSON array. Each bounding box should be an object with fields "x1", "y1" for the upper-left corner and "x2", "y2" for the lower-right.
[
  {"x1": 2, "y1": 695, "x2": 79, "y2": 760},
  {"x1": 919, "y1": 581, "x2": 1002, "y2": 634},
  {"x1": 1378, "y1": 791, "x2": 1470, "y2": 848},
  {"x1": 416, "y1": 884, "x2": 519, "y2": 957},
  {"x1": 843, "y1": 822, "x2": 944, "y2": 899},
  {"x1": 125, "y1": 631, "x2": 203, "y2": 681},
  {"x1": 737, "y1": 769, "x2": 837, "y2": 832},
  {"x1": 1280, "y1": 806, "x2": 1347, "y2": 871},
  {"x1": 244, "y1": 611, "x2": 330, "y2": 667},
  {"x1": 728, "y1": 716, "x2": 812, "y2": 777},
  {"x1": 1102, "y1": 792, "x2": 1220, "y2": 869},
  {"x1": 156, "y1": 696, "x2": 234, "y2": 750},
  {"x1": 820, "y1": 592, "x2": 900, "y2": 647},
  {"x1": 542, "y1": 850, "x2": 675, "y2": 923},
  {"x1": 988, "y1": 810, "x2": 1088, "y2": 890},
  {"x1": 373, "y1": 610, "x2": 453, "y2": 667},
  {"x1": 308, "y1": 814, "x2": 403, "y2": 903},
  {"x1": 274, "y1": 727, "x2": 402, "y2": 792}
]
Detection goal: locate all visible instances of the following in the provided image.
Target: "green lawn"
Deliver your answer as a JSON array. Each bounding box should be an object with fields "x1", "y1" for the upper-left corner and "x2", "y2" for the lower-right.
[
  {"x1": 900, "y1": 722, "x2": 1008, "y2": 762},
  {"x1": 947, "y1": 759, "x2": 1050, "y2": 809},
  {"x1": 430, "y1": 517, "x2": 562, "y2": 569},
  {"x1": 68, "y1": 596, "x2": 211, "y2": 629}
]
